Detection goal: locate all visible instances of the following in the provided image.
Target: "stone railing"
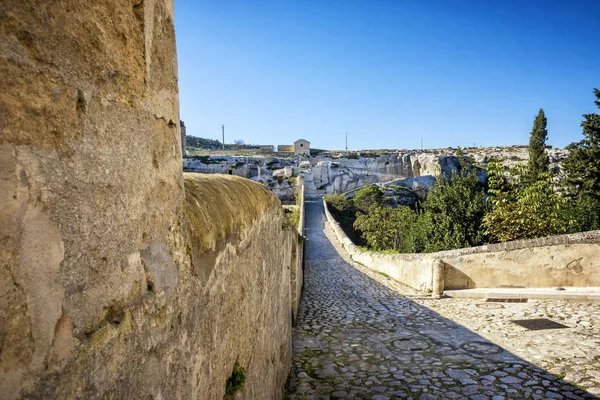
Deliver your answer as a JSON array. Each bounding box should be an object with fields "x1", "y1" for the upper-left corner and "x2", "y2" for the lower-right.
[
  {"x1": 290, "y1": 176, "x2": 306, "y2": 323},
  {"x1": 323, "y1": 199, "x2": 600, "y2": 295}
]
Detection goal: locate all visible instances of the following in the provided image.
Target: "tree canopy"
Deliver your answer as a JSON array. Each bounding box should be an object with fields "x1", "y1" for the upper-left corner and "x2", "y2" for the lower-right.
[
  {"x1": 483, "y1": 160, "x2": 572, "y2": 242},
  {"x1": 563, "y1": 89, "x2": 600, "y2": 201},
  {"x1": 420, "y1": 152, "x2": 488, "y2": 252},
  {"x1": 353, "y1": 185, "x2": 384, "y2": 214}
]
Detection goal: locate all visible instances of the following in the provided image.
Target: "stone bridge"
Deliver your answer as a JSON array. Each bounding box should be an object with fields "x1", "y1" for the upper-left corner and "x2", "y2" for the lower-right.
[
  {"x1": 2, "y1": 1, "x2": 599, "y2": 399},
  {"x1": 286, "y1": 201, "x2": 600, "y2": 399}
]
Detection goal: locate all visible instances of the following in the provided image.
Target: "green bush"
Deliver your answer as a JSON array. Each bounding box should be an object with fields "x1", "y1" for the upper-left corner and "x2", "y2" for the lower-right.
[
  {"x1": 568, "y1": 196, "x2": 600, "y2": 232},
  {"x1": 353, "y1": 185, "x2": 383, "y2": 214},
  {"x1": 484, "y1": 160, "x2": 572, "y2": 242},
  {"x1": 225, "y1": 363, "x2": 246, "y2": 395},
  {"x1": 324, "y1": 193, "x2": 365, "y2": 245},
  {"x1": 324, "y1": 193, "x2": 352, "y2": 213},
  {"x1": 354, "y1": 206, "x2": 417, "y2": 252},
  {"x1": 421, "y1": 167, "x2": 489, "y2": 251}
]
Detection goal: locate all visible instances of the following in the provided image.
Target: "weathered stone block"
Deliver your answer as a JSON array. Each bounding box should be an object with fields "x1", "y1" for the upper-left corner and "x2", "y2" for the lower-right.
[{"x1": 0, "y1": 2, "x2": 299, "y2": 399}]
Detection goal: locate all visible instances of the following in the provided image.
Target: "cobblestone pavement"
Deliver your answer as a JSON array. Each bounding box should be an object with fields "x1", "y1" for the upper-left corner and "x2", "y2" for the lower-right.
[{"x1": 286, "y1": 201, "x2": 600, "y2": 400}]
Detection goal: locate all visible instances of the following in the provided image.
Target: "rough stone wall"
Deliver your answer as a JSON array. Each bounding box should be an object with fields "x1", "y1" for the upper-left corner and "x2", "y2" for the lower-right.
[
  {"x1": 1, "y1": 2, "x2": 296, "y2": 399},
  {"x1": 1, "y1": 0, "x2": 181, "y2": 397},
  {"x1": 183, "y1": 174, "x2": 294, "y2": 400}
]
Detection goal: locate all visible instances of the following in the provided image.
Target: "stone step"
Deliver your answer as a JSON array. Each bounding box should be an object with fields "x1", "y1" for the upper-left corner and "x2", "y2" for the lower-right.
[{"x1": 444, "y1": 287, "x2": 600, "y2": 301}]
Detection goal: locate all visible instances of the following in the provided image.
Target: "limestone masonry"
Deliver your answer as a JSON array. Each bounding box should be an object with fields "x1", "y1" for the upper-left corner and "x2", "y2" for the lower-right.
[
  {"x1": 0, "y1": 2, "x2": 301, "y2": 398},
  {"x1": 324, "y1": 197, "x2": 600, "y2": 293}
]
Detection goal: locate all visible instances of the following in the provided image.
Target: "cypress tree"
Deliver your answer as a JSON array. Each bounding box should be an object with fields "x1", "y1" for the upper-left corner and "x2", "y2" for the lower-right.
[{"x1": 527, "y1": 109, "x2": 549, "y2": 181}]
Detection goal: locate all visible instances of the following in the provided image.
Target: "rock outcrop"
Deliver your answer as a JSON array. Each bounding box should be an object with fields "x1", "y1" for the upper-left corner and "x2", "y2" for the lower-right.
[{"x1": 184, "y1": 146, "x2": 567, "y2": 200}]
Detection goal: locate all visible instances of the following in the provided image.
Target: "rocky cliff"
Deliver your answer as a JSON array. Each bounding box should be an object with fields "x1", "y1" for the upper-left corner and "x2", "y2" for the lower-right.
[
  {"x1": 1, "y1": 2, "x2": 298, "y2": 399},
  {"x1": 184, "y1": 146, "x2": 567, "y2": 200}
]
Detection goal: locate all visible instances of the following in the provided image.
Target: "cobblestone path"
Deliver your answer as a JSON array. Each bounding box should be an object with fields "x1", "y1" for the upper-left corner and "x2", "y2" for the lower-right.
[{"x1": 286, "y1": 201, "x2": 599, "y2": 400}]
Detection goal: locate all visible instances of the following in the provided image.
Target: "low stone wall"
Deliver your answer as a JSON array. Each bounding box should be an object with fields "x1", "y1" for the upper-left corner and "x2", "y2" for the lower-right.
[
  {"x1": 183, "y1": 174, "x2": 297, "y2": 400},
  {"x1": 291, "y1": 177, "x2": 306, "y2": 323},
  {"x1": 323, "y1": 199, "x2": 600, "y2": 292},
  {"x1": 440, "y1": 232, "x2": 600, "y2": 290}
]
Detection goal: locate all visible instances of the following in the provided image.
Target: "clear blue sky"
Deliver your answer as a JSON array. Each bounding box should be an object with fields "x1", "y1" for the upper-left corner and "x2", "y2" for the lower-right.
[{"x1": 175, "y1": 0, "x2": 599, "y2": 150}]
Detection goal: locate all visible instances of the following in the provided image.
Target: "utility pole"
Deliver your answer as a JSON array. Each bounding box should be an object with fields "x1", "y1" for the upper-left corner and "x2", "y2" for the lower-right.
[
  {"x1": 221, "y1": 124, "x2": 225, "y2": 150},
  {"x1": 421, "y1": 138, "x2": 423, "y2": 150},
  {"x1": 345, "y1": 132, "x2": 348, "y2": 151}
]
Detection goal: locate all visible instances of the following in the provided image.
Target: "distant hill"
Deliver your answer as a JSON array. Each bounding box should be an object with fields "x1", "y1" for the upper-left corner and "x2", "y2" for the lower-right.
[
  {"x1": 186, "y1": 136, "x2": 262, "y2": 150},
  {"x1": 186, "y1": 136, "x2": 232, "y2": 150}
]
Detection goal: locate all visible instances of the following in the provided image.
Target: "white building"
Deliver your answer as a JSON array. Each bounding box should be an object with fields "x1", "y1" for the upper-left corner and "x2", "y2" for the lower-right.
[{"x1": 294, "y1": 139, "x2": 310, "y2": 156}]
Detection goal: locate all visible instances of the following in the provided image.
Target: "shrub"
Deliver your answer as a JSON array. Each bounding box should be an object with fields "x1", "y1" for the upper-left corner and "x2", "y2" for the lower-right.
[
  {"x1": 420, "y1": 152, "x2": 489, "y2": 252},
  {"x1": 225, "y1": 363, "x2": 246, "y2": 395},
  {"x1": 283, "y1": 206, "x2": 300, "y2": 229},
  {"x1": 353, "y1": 185, "x2": 384, "y2": 214},
  {"x1": 568, "y1": 196, "x2": 600, "y2": 232},
  {"x1": 324, "y1": 193, "x2": 352, "y2": 213},
  {"x1": 354, "y1": 206, "x2": 417, "y2": 252},
  {"x1": 484, "y1": 160, "x2": 573, "y2": 242},
  {"x1": 324, "y1": 193, "x2": 364, "y2": 245}
]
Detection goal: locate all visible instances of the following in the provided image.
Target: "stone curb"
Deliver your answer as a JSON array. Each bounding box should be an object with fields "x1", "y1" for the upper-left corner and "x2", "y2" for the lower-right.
[{"x1": 445, "y1": 288, "x2": 600, "y2": 301}]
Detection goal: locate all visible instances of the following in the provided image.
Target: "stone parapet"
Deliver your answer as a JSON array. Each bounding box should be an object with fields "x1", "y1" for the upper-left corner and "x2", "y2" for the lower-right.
[{"x1": 323, "y1": 199, "x2": 600, "y2": 293}]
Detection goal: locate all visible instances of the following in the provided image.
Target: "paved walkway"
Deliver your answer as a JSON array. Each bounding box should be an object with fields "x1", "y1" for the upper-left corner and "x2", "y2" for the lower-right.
[{"x1": 286, "y1": 201, "x2": 599, "y2": 400}]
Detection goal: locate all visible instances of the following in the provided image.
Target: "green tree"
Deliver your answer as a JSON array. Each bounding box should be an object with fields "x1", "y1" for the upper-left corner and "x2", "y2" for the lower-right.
[
  {"x1": 421, "y1": 169, "x2": 488, "y2": 252},
  {"x1": 563, "y1": 89, "x2": 600, "y2": 202},
  {"x1": 353, "y1": 185, "x2": 384, "y2": 214},
  {"x1": 354, "y1": 206, "x2": 417, "y2": 252},
  {"x1": 569, "y1": 196, "x2": 600, "y2": 232},
  {"x1": 403, "y1": 211, "x2": 434, "y2": 253},
  {"x1": 527, "y1": 109, "x2": 550, "y2": 181},
  {"x1": 484, "y1": 159, "x2": 573, "y2": 242},
  {"x1": 324, "y1": 193, "x2": 353, "y2": 213},
  {"x1": 414, "y1": 151, "x2": 488, "y2": 252}
]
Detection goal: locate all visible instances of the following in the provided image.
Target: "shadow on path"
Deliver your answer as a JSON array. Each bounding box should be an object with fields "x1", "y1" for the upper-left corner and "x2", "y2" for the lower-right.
[{"x1": 286, "y1": 200, "x2": 598, "y2": 400}]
